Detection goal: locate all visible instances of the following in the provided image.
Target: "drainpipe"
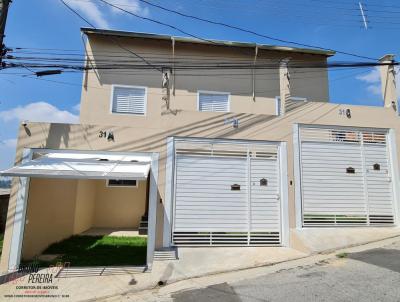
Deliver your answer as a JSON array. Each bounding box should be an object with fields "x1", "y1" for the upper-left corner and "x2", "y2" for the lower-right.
[
  {"x1": 171, "y1": 37, "x2": 176, "y2": 96},
  {"x1": 379, "y1": 54, "x2": 398, "y2": 112},
  {"x1": 279, "y1": 58, "x2": 291, "y2": 115}
]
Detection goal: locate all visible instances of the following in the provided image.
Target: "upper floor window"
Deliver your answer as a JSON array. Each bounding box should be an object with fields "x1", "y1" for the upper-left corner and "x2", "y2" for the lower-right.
[
  {"x1": 111, "y1": 85, "x2": 147, "y2": 115},
  {"x1": 198, "y1": 91, "x2": 230, "y2": 112}
]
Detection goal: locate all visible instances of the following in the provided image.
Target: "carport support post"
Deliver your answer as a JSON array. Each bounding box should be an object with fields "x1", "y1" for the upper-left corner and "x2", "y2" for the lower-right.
[
  {"x1": 8, "y1": 148, "x2": 32, "y2": 271},
  {"x1": 146, "y1": 153, "x2": 159, "y2": 270},
  {"x1": 163, "y1": 137, "x2": 174, "y2": 247}
]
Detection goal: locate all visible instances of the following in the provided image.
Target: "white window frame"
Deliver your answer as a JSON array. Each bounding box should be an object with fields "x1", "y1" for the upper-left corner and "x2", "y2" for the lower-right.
[
  {"x1": 275, "y1": 96, "x2": 308, "y2": 116},
  {"x1": 197, "y1": 90, "x2": 231, "y2": 112},
  {"x1": 106, "y1": 179, "x2": 138, "y2": 188},
  {"x1": 110, "y1": 84, "x2": 148, "y2": 116}
]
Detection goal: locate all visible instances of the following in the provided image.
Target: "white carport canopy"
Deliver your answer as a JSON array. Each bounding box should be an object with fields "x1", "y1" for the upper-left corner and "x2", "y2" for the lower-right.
[{"x1": 0, "y1": 151, "x2": 152, "y2": 180}]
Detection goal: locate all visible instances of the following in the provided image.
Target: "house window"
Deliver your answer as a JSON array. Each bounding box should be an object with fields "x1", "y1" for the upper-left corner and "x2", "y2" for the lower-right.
[
  {"x1": 275, "y1": 96, "x2": 308, "y2": 115},
  {"x1": 111, "y1": 86, "x2": 146, "y2": 115},
  {"x1": 198, "y1": 91, "x2": 230, "y2": 112},
  {"x1": 106, "y1": 179, "x2": 138, "y2": 187}
]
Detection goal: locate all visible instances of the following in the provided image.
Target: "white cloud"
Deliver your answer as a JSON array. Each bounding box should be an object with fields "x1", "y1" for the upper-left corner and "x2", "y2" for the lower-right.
[
  {"x1": 356, "y1": 67, "x2": 382, "y2": 96},
  {"x1": 73, "y1": 103, "x2": 81, "y2": 112},
  {"x1": 0, "y1": 102, "x2": 79, "y2": 124},
  {"x1": 64, "y1": 0, "x2": 110, "y2": 28},
  {"x1": 366, "y1": 84, "x2": 381, "y2": 96},
  {"x1": 356, "y1": 66, "x2": 400, "y2": 98},
  {"x1": 63, "y1": 0, "x2": 149, "y2": 29},
  {"x1": 108, "y1": 0, "x2": 149, "y2": 16},
  {"x1": 1, "y1": 138, "x2": 17, "y2": 148},
  {"x1": 356, "y1": 67, "x2": 380, "y2": 84}
]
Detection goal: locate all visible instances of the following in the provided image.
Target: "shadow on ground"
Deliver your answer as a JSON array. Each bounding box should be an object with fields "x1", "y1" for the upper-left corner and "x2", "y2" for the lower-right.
[
  {"x1": 349, "y1": 248, "x2": 400, "y2": 273},
  {"x1": 171, "y1": 283, "x2": 242, "y2": 302}
]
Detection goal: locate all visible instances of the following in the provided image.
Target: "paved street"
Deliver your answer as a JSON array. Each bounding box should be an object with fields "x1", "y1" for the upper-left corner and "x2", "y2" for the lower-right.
[{"x1": 130, "y1": 240, "x2": 400, "y2": 302}]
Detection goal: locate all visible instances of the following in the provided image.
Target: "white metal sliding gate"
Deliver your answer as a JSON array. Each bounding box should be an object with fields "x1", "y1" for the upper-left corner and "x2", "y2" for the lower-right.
[
  {"x1": 298, "y1": 126, "x2": 395, "y2": 226},
  {"x1": 172, "y1": 140, "x2": 282, "y2": 246}
]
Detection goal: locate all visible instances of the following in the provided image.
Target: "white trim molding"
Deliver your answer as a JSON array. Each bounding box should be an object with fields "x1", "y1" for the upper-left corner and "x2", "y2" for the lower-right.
[
  {"x1": 163, "y1": 137, "x2": 174, "y2": 247},
  {"x1": 292, "y1": 123, "x2": 303, "y2": 229},
  {"x1": 388, "y1": 129, "x2": 400, "y2": 225},
  {"x1": 146, "y1": 152, "x2": 159, "y2": 270},
  {"x1": 279, "y1": 142, "x2": 290, "y2": 247},
  {"x1": 8, "y1": 148, "x2": 32, "y2": 271}
]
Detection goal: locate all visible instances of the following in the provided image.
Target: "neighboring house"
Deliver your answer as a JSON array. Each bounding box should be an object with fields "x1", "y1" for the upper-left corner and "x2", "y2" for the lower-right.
[
  {"x1": 0, "y1": 189, "x2": 10, "y2": 234},
  {"x1": 0, "y1": 28, "x2": 399, "y2": 273}
]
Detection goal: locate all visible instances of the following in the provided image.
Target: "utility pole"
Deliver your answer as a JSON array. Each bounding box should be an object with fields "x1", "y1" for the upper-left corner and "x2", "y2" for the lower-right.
[{"x1": 0, "y1": 0, "x2": 11, "y2": 67}]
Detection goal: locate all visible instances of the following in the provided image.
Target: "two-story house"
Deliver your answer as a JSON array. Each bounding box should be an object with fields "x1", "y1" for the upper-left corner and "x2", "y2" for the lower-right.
[{"x1": 1, "y1": 28, "x2": 399, "y2": 273}]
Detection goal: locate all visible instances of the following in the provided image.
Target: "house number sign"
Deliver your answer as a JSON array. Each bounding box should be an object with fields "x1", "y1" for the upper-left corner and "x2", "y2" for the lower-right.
[
  {"x1": 339, "y1": 108, "x2": 351, "y2": 119},
  {"x1": 99, "y1": 130, "x2": 115, "y2": 142}
]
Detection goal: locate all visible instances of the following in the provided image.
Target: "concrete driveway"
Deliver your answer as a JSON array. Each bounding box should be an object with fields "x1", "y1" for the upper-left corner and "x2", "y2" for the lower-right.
[{"x1": 124, "y1": 239, "x2": 400, "y2": 302}]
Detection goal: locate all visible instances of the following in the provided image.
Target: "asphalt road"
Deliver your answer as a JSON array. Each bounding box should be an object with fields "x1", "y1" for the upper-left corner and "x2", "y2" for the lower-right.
[{"x1": 164, "y1": 241, "x2": 400, "y2": 302}]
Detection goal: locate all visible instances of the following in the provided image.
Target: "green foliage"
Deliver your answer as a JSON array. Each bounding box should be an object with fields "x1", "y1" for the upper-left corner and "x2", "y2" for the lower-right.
[
  {"x1": 39, "y1": 235, "x2": 147, "y2": 266},
  {"x1": 336, "y1": 252, "x2": 348, "y2": 259}
]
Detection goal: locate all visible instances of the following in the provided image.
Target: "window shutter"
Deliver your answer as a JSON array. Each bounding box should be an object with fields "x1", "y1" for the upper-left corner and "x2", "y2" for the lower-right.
[
  {"x1": 199, "y1": 92, "x2": 229, "y2": 112},
  {"x1": 112, "y1": 86, "x2": 146, "y2": 115}
]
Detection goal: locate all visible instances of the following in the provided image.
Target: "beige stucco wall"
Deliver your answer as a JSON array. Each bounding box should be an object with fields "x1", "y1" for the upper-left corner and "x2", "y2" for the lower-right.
[
  {"x1": 2, "y1": 100, "x2": 399, "y2": 271},
  {"x1": 22, "y1": 178, "x2": 78, "y2": 259},
  {"x1": 79, "y1": 35, "x2": 329, "y2": 127},
  {"x1": 73, "y1": 179, "x2": 96, "y2": 234},
  {"x1": 93, "y1": 180, "x2": 147, "y2": 228}
]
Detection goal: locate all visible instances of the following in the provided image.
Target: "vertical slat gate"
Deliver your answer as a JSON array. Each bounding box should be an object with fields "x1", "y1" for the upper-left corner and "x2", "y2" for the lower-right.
[
  {"x1": 172, "y1": 141, "x2": 281, "y2": 246},
  {"x1": 299, "y1": 126, "x2": 394, "y2": 227}
]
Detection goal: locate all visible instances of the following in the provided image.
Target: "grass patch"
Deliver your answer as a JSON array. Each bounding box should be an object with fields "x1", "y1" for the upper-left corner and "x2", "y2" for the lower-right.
[
  {"x1": 336, "y1": 252, "x2": 348, "y2": 259},
  {"x1": 33, "y1": 235, "x2": 147, "y2": 267}
]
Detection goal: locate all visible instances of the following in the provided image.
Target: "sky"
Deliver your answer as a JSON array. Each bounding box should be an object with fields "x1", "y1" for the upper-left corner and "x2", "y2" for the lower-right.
[{"x1": 0, "y1": 0, "x2": 400, "y2": 170}]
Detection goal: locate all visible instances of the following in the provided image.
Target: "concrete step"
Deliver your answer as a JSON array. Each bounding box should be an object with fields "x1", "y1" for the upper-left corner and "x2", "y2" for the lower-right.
[{"x1": 138, "y1": 227, "x2": 148, "y2": 235}]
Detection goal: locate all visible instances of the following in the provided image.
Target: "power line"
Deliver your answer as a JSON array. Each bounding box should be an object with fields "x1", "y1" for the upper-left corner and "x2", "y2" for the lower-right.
[
  {"x1": 4, "y1": 59, "x2": 397, "y2": 72},
  {"x1": 97, "y1": 0, "x2": 222, "y2": 46},
  {"x1": 112, "y1": 0, "x2": 378, "y2": 61},
  {"x1": 60, "y1": 0, "x2": 162, "y2": 72}
]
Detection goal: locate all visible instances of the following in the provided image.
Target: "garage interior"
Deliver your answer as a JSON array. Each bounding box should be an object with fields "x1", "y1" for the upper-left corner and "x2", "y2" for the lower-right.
[
  {"x1": 0, "y1": 150, "x2": 156, "y2": 268},
  {"x1": 22, "y1": 177, "x2": 149, "y2": 261}
]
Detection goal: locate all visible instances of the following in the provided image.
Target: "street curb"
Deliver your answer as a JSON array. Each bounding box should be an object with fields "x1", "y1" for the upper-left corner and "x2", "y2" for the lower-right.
[{"x1": 89, "y1": 234, "x2": 400, "y2": 302}]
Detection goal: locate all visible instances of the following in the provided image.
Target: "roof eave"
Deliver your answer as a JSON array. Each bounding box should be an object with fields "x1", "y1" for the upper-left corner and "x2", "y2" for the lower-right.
[{"x1": 81, "y1": 27, "x2": 336, "y2": 57}]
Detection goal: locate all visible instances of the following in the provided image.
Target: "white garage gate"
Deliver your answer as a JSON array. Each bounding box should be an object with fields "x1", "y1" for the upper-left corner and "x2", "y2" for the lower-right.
[
  {"x1": 297, "y1": 125, "x2": 396, "y2": 227},
  {"x1": 171, "y1": 139, "x2": 286, "y2": 246}
]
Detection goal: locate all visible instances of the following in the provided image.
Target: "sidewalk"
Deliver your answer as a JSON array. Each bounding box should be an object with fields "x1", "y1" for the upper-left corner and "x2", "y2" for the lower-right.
[{"x1": 1, "y1": 228, "x2": 400, "y2": 302}]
